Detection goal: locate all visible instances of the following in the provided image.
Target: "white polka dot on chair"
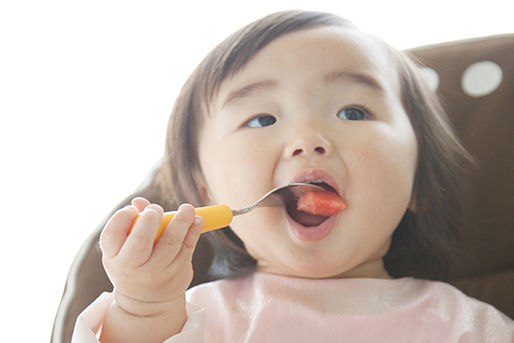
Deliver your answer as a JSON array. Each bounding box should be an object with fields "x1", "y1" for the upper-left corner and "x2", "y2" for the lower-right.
[
  {"x1": 461, "y1": 61, "x2": 503, "y2": 97},
  {"x1": 419, "y1": 67, "x2": 439, "y2": 91}
]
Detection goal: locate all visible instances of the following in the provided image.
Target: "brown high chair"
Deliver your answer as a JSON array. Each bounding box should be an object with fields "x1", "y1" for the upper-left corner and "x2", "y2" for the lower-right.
[{"x1": 51, "y1": 34, "x2": 514, "y2": 342}]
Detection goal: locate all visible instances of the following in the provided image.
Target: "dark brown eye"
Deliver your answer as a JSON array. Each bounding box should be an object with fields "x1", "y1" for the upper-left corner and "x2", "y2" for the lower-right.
[
  {"x1": 246, "y1": 114, "x2": 277, "y2": 128},
  {"x1": 336, "y1": 106, "x2": 369, "y2": 121}
]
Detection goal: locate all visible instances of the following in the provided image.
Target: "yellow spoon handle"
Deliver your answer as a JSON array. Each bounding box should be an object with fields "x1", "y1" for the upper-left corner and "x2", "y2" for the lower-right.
[{"x1": 131, "y1": 204, "x2": 233, "y2": 242}]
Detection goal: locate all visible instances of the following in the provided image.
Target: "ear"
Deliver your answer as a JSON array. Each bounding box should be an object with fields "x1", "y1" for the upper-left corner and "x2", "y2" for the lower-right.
[
  {"x1": 198, "y1": 184, "x2": 213, "y2": 205},
  {"x1": 193, "y1": 171, "x2": 213, "y2": 205}
]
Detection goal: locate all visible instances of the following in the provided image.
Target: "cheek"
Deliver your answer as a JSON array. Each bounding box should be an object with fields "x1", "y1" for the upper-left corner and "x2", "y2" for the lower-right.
[
  {"x1": 199, "y1": 129, "x2": 280, "y2": 208},
  {"x1": 346, "y1": 124, "x2": 417, "y2": 208}
]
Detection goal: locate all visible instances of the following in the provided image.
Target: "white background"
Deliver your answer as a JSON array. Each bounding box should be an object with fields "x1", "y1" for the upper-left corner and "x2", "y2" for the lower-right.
[{"x1": 0, "y1": 0, "x2": 511, "y2": 341}]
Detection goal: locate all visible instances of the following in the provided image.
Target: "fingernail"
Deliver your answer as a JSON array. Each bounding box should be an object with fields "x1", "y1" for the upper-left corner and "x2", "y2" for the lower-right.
[
  {"x1": 178, "y1": 203, "x2": 194, "y2": 213},
  {"x1": 145, "y1": 204, "x2": 163, "y2": 213},
  {"x1": 194, "y1": 216, "x2": 203, "y2": 226}
]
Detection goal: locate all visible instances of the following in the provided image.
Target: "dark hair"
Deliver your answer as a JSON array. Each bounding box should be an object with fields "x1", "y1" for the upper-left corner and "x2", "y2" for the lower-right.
[
  {"x1": 383, "y1": 50, "x2": 472, "y2": 279},
  {"x1": 146, "y1": 10, "x2": 471, "y2": 281}
]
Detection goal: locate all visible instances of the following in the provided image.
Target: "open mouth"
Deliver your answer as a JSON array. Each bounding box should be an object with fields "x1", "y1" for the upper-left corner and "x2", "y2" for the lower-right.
[{"x1": 285, "y1": 181, "x2": 342, "y2": 227}]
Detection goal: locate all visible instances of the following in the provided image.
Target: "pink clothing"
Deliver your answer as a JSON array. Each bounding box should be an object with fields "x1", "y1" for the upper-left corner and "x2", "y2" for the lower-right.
[{"x1": 73, "y1": 272, "x2": 513, "y2": 342}]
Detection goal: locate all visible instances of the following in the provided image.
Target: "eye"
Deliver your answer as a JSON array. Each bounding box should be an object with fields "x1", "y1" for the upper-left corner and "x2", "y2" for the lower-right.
[
  {"x1": 336, "y1": 106, "x2": 370, "y2": 121},
  {"x1": 245, "y1": 114, "x2": 277, "y2": 128}
]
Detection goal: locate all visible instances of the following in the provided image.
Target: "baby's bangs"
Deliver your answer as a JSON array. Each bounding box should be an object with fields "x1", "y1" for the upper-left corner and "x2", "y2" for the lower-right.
[{"x1": 196, "y1": 10, "x2": 356, "y2": 108}]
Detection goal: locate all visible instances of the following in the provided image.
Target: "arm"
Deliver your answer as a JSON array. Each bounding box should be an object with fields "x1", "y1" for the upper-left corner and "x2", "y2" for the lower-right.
[
  {"x1": 98, "y1": 198, "x2": 203, "y2": 343},
  {"x1": 71, "y1": 293, "x2": 206, "y2": 343},
  {"x1": 72, "y1": 292, "x2": 114, "y2": 342}
]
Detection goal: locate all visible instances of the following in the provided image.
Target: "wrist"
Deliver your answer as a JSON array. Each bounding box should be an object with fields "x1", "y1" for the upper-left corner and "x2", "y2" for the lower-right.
[
  {"x1": 114, "y1": 291, "x2": 187, "y2": 319},
  {"x1": 101, "y1": 297, "x2": 188, "y2": 343}
]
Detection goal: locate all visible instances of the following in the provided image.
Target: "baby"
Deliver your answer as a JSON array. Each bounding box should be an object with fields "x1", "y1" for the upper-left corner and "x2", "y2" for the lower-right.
[{"x1": 72, "y1": 10, "x2": 513, "y2": 342}]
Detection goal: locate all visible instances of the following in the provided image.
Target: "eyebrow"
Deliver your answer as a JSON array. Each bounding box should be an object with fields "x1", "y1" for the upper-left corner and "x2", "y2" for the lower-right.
[
  {"x1": 324, "y1": 70, "x2": 385, "y2": 93},
  {"x1": 222, "y1": 79, "x2": 278, "y2": 109},
  {"x1": 221, "y1": 70, "x2": 384, "y2": 109}
]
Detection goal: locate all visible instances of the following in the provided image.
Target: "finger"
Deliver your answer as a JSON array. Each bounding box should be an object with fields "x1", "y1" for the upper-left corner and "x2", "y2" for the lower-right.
[
  {"x1": 117, "y1": 204, "x2": 163, "y2": 266},
  {"x1": 100, "y1": 205, "x2": 138, "y2": 258},
  {"x1": 131, "y1": 197, "x2": 151, "y2": 212},
  {"x1": 170, "y1": 215, "x2": 203, "y2": 268},
  {"x1": 151, "y1": 204, "x2": 195, "y2": 265}
]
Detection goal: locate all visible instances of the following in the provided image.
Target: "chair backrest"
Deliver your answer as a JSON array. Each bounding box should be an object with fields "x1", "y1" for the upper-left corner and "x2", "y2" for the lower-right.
[
  {"x1": 51, "y1": 34, "x2": 514, "y2": 343},
  {"x1": 408, "y1": 34, "x2": 513, "y2": 316}
]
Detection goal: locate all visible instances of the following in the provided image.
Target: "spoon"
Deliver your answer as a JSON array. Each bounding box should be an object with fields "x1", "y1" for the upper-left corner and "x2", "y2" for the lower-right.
[{"x1": 131, "y1": 183, "x2": 323, "y2": 242}]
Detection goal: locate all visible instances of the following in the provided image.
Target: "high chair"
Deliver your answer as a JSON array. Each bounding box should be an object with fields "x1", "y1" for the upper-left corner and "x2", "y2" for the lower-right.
[{"x1": 51, "y1": 34, "x2": 514, "y2": 343}]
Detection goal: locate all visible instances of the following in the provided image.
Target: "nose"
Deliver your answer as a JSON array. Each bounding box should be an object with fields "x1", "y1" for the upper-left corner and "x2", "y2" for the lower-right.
[{"x1": 284, "y1": 129, "x2": 331, "y2": 159}]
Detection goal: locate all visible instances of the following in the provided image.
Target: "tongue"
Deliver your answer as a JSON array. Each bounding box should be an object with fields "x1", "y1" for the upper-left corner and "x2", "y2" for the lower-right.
[
  {"x1": 286, "y1": 190, "x2": 345, "y2": 227},
  {"x1": 288, "y1": 206, "x2": 328, "y2": 227}
]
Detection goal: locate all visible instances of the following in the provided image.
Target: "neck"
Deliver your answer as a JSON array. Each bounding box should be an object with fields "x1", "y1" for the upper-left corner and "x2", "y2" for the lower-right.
[
  {"x1": 333, "y1": 259, "x2": 392, "y2": 279},
  {"x1": 257, "y1": 259, "x2": 392, "y2": 280}
]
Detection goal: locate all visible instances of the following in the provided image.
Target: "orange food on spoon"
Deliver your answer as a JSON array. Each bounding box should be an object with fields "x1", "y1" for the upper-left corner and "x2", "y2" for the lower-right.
[{"x1": 296, "y1": 191, "x2": 345, "y2": 216}]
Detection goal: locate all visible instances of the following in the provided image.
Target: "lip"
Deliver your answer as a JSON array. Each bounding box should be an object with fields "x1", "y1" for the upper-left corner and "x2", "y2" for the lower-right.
[
  {"x1": 290, "y1": 168, "x2": 341, "y2": 196},
  {"x1": 285, "y1": 168, "x2": 343, "y2": 241}
]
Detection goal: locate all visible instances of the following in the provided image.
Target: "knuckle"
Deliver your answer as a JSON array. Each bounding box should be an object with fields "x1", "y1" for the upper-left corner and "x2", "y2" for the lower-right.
[
  {"x1": 169, "y1": 263, "x2": 194, "y2": 286},
  {"x1": 164, "y1": 232, "x2": 184, "y2": 248},
  {"x1": 182, "y1": 232, "x2": 199, "y2": 250},
  {"x1": 115, "y1": 206, "x2": 137, "y2": 218},
  {"x1": 129, "y1": 229, "x2": 151, "y2": 243},
  {"x1": 173, "y1": 205, "x2": 195, "y2": 225},
  {"x1": 172, "y1": 214, "x2": 193, "y2": 227},
  {"x1": 182, "y1": 239, "x2": 195, "y2": 250},
  {"x1": 99, "y1": 235, "x2": 115, "y2": 256},
  {"x1": 146, "y1": 203, "x2": 163, "y2": 213},
  {"x1": 140, "y1": 209, "x2": 161, "y2": 223},
  {"x1": 129, "y1": 239, "x2": 150, "y2": 256}
]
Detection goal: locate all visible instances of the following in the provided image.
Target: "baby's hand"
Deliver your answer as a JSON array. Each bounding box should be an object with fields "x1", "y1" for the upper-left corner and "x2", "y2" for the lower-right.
[{"x1": 99, "y1": 197, "x2": 203, "y2": 318}]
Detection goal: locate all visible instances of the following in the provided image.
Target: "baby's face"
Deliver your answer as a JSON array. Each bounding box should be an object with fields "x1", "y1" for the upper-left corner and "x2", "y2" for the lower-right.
[{"x1": 198, "y1": 26, "x2": 417, "y2": 279}]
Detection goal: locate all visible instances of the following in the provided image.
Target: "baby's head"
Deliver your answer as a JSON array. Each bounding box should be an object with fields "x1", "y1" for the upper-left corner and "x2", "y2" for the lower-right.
[{"x1": 156, "y1": 10, "x2": 469, "y2": 280}]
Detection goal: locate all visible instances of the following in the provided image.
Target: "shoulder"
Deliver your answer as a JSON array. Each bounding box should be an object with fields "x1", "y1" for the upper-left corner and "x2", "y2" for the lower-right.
[
  {"x1": 410, "y1": 278, "x2": 513, "y2": 336},
  {"x1": 416, "y1": 278, "x2": 509, "y2": 315},
  {"x1": 361, "y1": 277, "x2": 513, "y2": 341}
]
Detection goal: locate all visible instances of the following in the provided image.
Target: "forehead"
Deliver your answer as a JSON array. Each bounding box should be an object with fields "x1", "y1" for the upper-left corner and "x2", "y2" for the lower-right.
[{"x1": 214, "y1": 26, "x2": 400, "y2": 108}]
